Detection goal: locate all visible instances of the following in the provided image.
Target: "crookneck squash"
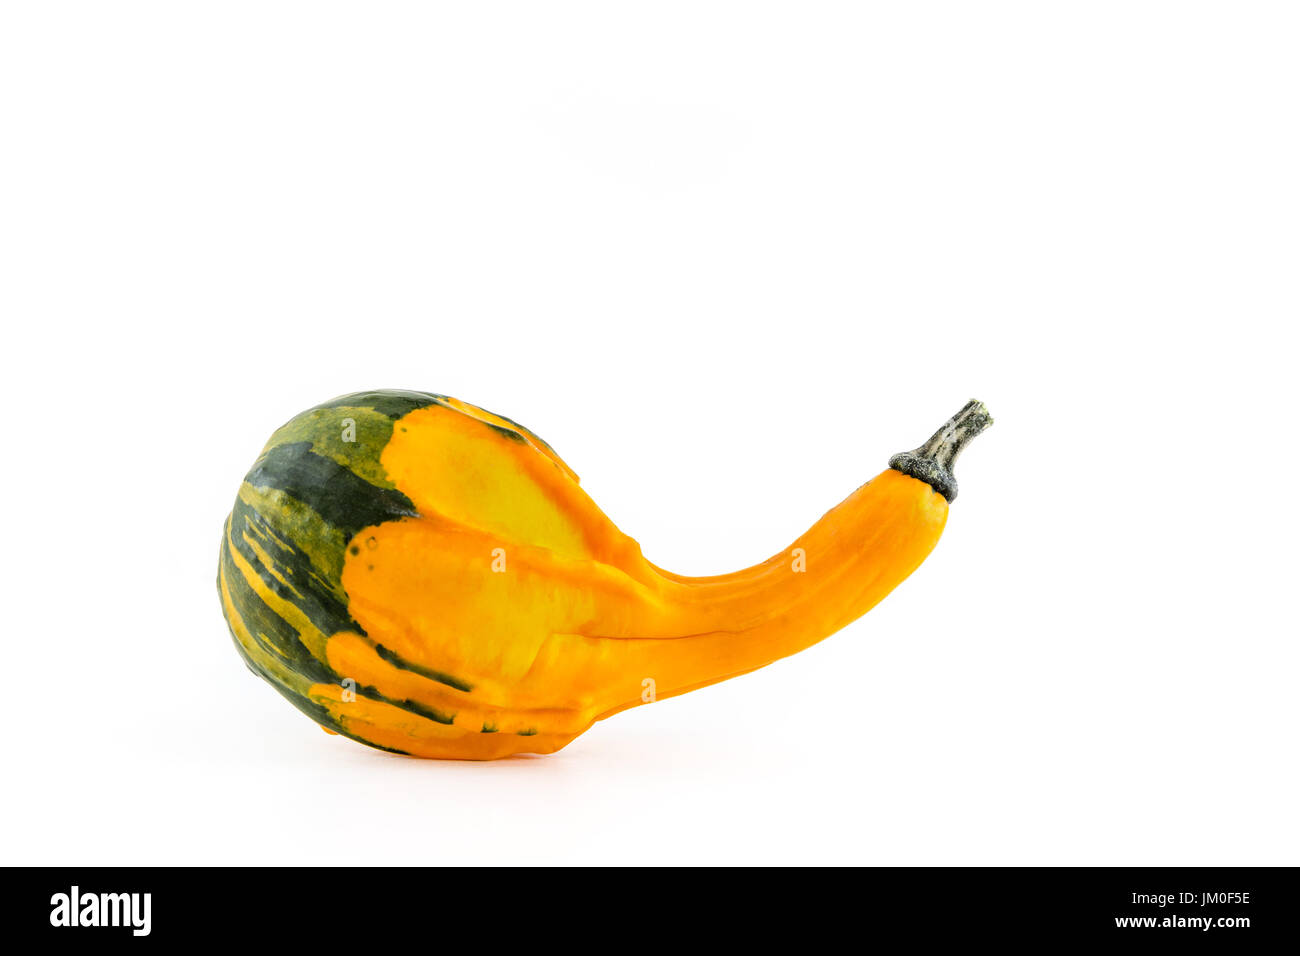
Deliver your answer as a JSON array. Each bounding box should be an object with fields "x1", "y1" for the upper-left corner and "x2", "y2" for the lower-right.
[{"x1": 218, "y1": 391, "x2": 991, "y2": 759}]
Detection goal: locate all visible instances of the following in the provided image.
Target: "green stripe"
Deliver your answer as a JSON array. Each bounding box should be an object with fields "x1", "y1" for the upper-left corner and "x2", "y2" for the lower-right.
[
  {"x1": 245, "y1": 442, "x2": 419, "y2": 541},
  {"x1": 364, "y1": 634, "x2": 474, "y2": 693},
  {"x1": 354, "y1": 683, "x2": 456, "y2": 725}
]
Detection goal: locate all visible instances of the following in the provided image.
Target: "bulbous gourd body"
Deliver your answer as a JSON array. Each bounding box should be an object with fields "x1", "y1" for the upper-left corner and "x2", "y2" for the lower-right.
[{"x1": 218, "y1": 390, "x2": 985, "y2": 759}]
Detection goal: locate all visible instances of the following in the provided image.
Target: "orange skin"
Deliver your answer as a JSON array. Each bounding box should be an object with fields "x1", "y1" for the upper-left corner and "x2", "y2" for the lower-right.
[{"x1": 307, "y1": 405, "x2": 949, "y2": 759}]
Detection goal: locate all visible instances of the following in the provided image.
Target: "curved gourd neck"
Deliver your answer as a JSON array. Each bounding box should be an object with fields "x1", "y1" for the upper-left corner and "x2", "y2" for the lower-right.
[
  {"x1": 651, "y1": 468, "x2": 948, "y2": 633},
  {"x1": 648, "y1": 398, "x2": 992, "y2": 616},
  {"x1": 626, "y1": 400, "x2": 992, "y2": 695}
]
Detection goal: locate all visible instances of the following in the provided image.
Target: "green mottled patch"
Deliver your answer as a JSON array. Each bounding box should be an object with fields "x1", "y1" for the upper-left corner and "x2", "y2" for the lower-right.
[{"x1": 262, "y1": 405, "x2": 402, "y2": 489}]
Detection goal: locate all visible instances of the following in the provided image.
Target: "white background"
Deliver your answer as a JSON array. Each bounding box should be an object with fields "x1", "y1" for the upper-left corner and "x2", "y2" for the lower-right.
[{"x1": 3, "y1": 3, "x2": 1297, "y2": 866}]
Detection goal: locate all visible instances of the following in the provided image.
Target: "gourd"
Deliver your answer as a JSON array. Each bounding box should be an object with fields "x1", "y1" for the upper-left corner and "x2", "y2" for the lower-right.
[{"x1": 218, "y1": 391, "x2": 991, "y2": 759}]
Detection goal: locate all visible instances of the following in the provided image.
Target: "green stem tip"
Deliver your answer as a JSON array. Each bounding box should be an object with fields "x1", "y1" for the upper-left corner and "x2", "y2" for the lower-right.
[{"x1": 888, "y1": 399, "x2": 993, "y2": 503}]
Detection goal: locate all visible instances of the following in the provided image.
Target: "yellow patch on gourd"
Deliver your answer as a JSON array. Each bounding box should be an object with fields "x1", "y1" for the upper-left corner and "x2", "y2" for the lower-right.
[
  {"x1": 339, "y1": 517, "x2": 601, "y2": 686},
  {"x1": 380, "y1": 405, "x2": 592, "y2": 559}
]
